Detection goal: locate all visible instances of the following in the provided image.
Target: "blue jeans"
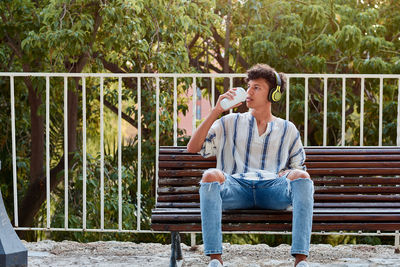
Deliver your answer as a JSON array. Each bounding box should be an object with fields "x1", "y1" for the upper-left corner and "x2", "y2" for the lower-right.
[{"x1": 199, "y1": 174, "x2": 314, "y2": 256}]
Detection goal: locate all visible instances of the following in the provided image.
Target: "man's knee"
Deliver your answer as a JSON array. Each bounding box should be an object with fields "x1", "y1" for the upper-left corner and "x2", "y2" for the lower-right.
[
  {"x1": 287, "y1": 170, "x2": 311, "y2": 181},
  {"x1": 202, "y1": 169, "x2": 225, "y2": 184}
]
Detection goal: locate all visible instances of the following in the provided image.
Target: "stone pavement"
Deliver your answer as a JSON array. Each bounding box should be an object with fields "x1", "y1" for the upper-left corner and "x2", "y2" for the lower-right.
[{"x1": 24, "y1": 240, "x2": 400, "y2": 267}]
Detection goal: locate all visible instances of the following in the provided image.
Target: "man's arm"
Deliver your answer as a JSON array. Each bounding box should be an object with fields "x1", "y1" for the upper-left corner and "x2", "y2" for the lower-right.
[
  {"x1": 186, "y1": 108, "x2": 222, "y2": 153},
  {"x1": 187, "y1": 88, "x2": 242, "y2": 153}
]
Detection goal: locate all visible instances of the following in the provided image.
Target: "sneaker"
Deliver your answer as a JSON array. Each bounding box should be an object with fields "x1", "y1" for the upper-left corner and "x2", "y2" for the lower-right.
[
  {"x1": 208, "y1": 259, "x2": 223, "y2": 267},
  {"x1": 296, "y1": 261, "x2": 309, "y2": 267}
]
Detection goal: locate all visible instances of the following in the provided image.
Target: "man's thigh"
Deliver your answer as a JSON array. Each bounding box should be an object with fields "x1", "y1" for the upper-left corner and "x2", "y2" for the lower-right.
[
  {"x1": 254, "y1": 176, "x2": 292, "y2": 210},
  {"x1": 220, "y1": 175, "x2": 254, "y2": 210}
]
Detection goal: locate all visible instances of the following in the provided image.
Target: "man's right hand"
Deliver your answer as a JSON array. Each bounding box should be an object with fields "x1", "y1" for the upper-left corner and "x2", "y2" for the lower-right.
[
  {"x1": 214, "y1": 88, "x2": 244, "y2": 113},
  {"x1": 187, "y1": 88, "x2": 244, "y2": 153}
]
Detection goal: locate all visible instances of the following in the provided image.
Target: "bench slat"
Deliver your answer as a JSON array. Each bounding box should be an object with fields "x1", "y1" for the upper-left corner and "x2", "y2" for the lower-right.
[
  {"x1": 306, "y1": 162, "x2": 400, "y2": 168},
  {"x1": 159, "y1": 154, "x2": 400, "y2": 162},
  {"x1": 313, "y1": 177, "x2": 400, "y2": 184},
  {"x1": 160, "y1": 146, "x2": 400, "y2": 155},
  {"x1": 315, "y1": 194, "x2": 400, "y2": 201},
  {"x1": 314, "y1": 186, "x2": 400, "y2": 194},
  {"x1": 159, "y1": 170, "x2": 204, "y2": 177},
  {"x1": 151, "y1": 223, "x2": 400, "y2": 232},
  {"x1": 159, "y1": 155, "x2": 216, "y2": 161},
  {"x1": 152, "y1": 213, "x2": 400, "y2": 223},
  {"x1": 159, "y1": 161, "x2": 216, "y2": 168},
  {"x1": 155, "y1": 202, "x2": 400, "y2": 209},
  {"x1": 306, "y1": 155, "x2": 400, "y2": 161},
  {"x1": 304, "y1": 148, "x2": 400, "y2": 154},
  {"x1": 159, "y1": 168, "x2": 400, "y2": 177},
  {"x1": 314, "y1": 202, "x2": 400, "y2": 208},
  {"x1": 157, "y1": 185, "x2": 400, "y2": 194},
  {"x1": 159, "y1": 161, "x2": 400, "y2": 168},
  {"x1": 152, "y1": 208, "x2": 400, "y2": 214},
  {"x1": 307, "y1": 168, "x2": 400, "y2": 175},
  {"x1": 157, "y1": 194, "x2": 400, "y2": 202},
  {"x1": 158, "y1": 177, "x2": 400, "y2": 186}
]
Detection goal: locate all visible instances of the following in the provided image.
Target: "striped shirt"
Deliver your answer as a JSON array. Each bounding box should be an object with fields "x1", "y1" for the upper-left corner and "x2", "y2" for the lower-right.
[{"x1": 199, "y1": 112, "x2": 306, "y2": 180}]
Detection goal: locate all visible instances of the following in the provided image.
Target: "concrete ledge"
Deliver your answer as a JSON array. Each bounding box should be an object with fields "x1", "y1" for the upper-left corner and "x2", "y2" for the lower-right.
[{"x1": 0, "y1": 188, "x2": 27, "y2": 267}]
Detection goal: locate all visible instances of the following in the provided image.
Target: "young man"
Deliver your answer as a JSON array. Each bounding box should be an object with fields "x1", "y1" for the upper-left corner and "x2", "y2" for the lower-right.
[{"x1": 187, "y1": 64, "x2": 314, "y2": 267}]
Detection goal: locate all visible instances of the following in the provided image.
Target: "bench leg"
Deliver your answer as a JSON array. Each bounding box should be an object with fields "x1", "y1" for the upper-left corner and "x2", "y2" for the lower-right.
[
  {"x1": 170, "y1": 231, "x2": 183, "y2": 267},
  {"x1": 395, "y1": 230, "x2": 400, "y2": 254}
]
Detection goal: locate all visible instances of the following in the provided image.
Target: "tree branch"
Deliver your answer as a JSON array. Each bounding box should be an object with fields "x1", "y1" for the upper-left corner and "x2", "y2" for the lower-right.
[
  {"x1": 0, "y1": 11, "x2": 23, "y2": 59},
  {"x1": 18, "y1": 153, "x2": 74, "y2": 229},
  {"x1": 211, "y1": 26, "x2": 249, "y2": 70},
  {"x1": 71, "y1": 5, "x2": 103, "y2": 73},
  {"x1": 189, "y1": 58, "x2": 222, "y2": 73},
  {"x1": 103, "y1": 98, "x2": 137, "y2": 129},
  {"x1": 94, "y1": 53, "x2": 138, "y2": 89},
  {"x1": 188, "y1": 33, "x2": 200, "y2": 50},
  {"x1": 223, "y1": 0, "x2": 232, "y2": 74}
]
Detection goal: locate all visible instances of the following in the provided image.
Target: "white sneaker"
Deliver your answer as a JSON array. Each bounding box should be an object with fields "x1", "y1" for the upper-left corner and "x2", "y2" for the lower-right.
[
  {"x1": 208, "y1": 259, "x2": 223, "y2": 267},
  {"x1": 296, "y1": 261, "x2": 309, "y2": 267}
]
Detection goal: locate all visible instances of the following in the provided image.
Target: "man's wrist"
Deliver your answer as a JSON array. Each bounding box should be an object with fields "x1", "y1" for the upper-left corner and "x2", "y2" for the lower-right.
[{"x1": 211, "y1": 107, "x2": 223, "y2": 117}]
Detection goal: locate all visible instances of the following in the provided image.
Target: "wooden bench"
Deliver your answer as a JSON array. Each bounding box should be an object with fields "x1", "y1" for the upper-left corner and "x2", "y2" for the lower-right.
[{"x1": 151, "y1": 146, "x2": 400, "y2": 266}]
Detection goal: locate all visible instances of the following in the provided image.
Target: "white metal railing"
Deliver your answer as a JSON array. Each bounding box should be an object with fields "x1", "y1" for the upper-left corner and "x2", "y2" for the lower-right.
[{"x1": 1, "y1": 72, "x2": 400, "y2": 235}]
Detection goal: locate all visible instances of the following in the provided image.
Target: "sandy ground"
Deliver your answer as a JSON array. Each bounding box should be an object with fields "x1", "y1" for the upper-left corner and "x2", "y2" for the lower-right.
[{"x1": 24, "y1": 240, "x2": 400, "y2": 267}]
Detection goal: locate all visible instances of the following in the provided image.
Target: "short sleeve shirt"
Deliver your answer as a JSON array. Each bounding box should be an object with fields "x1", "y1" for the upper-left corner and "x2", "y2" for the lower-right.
[{"x1": 199, "y1": 112, "x2": 306, "y2": 180}]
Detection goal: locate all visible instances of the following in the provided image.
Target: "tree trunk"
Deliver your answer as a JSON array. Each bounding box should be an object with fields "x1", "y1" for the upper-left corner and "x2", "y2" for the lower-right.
[
  {"x1": 27, "y1": 82, "x2": 44, "y2": 184},
  {"x1": 223, "y1": 0, "x2": 232, "y2": 92},
  {"x1": 18, "y1": 81, "x2": 79, "y2": 231},
  {"x1": 17, "y1": 5, "x2": 102, "y2": 234}
]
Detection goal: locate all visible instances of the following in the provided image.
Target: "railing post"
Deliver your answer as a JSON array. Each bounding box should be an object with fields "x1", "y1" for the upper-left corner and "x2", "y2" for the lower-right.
[
  {"x1": 190, "y1": 233, "x2": 196, "y2": 248},
  {"x1": 0, "y1": 161, "x2": 28, "y2": 266}
]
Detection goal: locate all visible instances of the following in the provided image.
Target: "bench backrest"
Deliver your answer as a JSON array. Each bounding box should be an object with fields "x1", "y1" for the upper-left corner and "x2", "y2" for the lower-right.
[{"x1": 157, "y1": 146, "x2": 400, "y2": 209}]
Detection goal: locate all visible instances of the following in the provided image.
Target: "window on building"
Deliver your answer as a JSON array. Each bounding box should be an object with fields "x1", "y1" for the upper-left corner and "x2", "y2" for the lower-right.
[{"x1": 196, "y1": 87, "x2": 201, "y2": 120}]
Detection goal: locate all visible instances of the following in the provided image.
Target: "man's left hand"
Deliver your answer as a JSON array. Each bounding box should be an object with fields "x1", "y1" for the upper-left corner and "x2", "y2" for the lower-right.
[{"x1": 278, "y1": 170, "x2": 291, "y2": 177}]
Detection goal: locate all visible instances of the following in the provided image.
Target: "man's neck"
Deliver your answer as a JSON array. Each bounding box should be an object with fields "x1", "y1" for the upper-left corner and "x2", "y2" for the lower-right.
[{"x1": 251, "y1": 106, "x2": 275, "y2": 124}]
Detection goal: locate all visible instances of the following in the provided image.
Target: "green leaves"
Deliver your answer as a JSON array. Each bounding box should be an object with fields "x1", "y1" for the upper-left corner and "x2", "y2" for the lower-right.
[
  {"x1": 356, "y1": 8, "x2": 379, "y2": 31},
  {"x1": 316, "y1": 34, "x2": 336, "y2": 56},
  {"x1": 392, "y1": 59, "x2": 400, "y2": 74},
  {"x1": 358, "y1": 57, "x2": 390, "y2": 74},
  {"x1": 253, "y1": 40, "x2": 277, "y2": 62},
  {"x1": 360, "y1": 36, "x2": 383, "y2": 56},
  {"x1": 302, "y1": 4, "x2": 327, "y2": 30},
  {"x1": 303, "y1": 55, "x2": 327, "y2": 73},
  {"x1": 335, "y1": 25, "x2": 362, "y2": 53},
  {"x1": 278, "y1": 14, "x2": 303, "y2": 34},
  {"x1": 282, "y1": 36, "x2": 303, "y2": 58}
]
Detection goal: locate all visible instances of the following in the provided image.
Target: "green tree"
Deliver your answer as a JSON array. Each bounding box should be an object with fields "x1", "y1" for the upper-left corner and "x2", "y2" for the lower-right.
[
  {"x1": 187, "y1": 0, "x2": 399, "y2": 146},
  {"x1": 0, "y1": 0, "x2": 216, "y2": 240}
]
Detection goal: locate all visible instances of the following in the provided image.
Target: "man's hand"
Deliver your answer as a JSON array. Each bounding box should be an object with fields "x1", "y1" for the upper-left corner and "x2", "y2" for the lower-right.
[
  {"x1": 278, "y1": 169, "x2": 291, "y2": 177},
  {"x1": 187, "y1": 88, "x2": 243, "y2": 153},
  {"x1": 215, "y1": 88, "x2": 243, "y2": 113}
]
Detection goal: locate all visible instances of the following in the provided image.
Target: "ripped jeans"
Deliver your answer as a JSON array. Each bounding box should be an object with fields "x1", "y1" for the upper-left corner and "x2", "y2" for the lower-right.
[{"x1": 200, "y1": 174, "x2": 314, "y2": 257}]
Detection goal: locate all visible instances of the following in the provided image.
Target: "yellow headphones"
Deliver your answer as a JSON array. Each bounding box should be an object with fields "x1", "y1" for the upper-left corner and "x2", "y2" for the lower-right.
[{"x1": 268, "y1": 71, "x2": 282, "y2": 103}]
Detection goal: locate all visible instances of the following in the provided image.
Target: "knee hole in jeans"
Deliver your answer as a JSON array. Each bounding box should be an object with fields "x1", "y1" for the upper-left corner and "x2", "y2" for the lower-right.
[
  {"x1": 201, "y1": 169, "x2": 225, "y2": 184},
  {"x1": 287, "y1": 170, "x2": 311, "y2": 181}
]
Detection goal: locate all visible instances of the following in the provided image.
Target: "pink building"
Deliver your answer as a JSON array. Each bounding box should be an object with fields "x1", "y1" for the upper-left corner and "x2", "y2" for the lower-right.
[{"x1": 178, "y1": 86, "x2": 212, "y2": 136}]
